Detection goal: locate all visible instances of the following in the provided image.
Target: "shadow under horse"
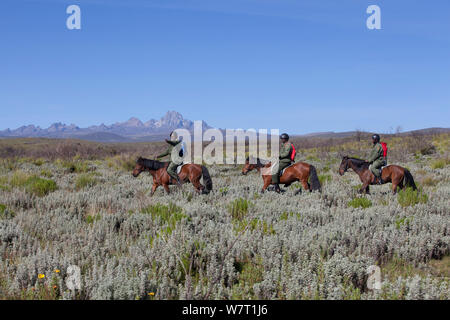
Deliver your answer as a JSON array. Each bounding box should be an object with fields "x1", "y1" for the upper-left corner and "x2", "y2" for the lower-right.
[
  {"x1": 339, "y1": 156, "x2": 416, "y2": 194},
  {"x1": 242, "y1": 157, "x2": 321, "y2": 193},
  {"x1": 132, "y1": 157, "x2": 212, "y2": 195}
]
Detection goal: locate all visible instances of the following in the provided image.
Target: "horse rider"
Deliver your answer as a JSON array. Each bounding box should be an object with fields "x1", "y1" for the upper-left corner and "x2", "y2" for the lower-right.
[
  {"x1": 367, "y1": 134, "x2": 385, "y2": 184},
  {"x1": 156, "y1": 131, "x2": 184, "y2": 187},
  {"x1": 271, "y1": 133, "x2": 293, "y2": 193}
]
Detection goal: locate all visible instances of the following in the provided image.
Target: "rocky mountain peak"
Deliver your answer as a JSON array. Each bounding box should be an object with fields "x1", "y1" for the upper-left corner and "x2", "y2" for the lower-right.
[{"x1": 0, "y1": 111, "x2": 210, "y2": 142}]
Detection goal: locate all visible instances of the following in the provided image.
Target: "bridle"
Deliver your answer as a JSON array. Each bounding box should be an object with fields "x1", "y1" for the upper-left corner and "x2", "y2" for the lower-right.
[{"x1": 341, "y1": 158, "x2": 349, "y2": 173}]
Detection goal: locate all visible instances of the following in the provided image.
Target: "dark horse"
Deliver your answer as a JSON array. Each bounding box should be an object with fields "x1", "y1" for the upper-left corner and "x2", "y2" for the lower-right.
[
  {"x1": 242, "y1": 157, "x2": 321, "y2": 193},
  {"x1": 339, "y1": 156, "x2": 416, "y2": 194},
  {"x1": 132, "y1": 157, "x2": 212, "y2": 195}
]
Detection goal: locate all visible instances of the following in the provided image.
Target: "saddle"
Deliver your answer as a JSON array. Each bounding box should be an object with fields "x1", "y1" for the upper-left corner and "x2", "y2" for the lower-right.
[
  {"x1": 374, "y1": 164, "x2": 388, "y2": 184},
  {"x1": 176, "y1": 163, "x2": 186, "y2": 174},
  {"x1": 280, "y1": 163, "x2": 294, "y2": 176}
]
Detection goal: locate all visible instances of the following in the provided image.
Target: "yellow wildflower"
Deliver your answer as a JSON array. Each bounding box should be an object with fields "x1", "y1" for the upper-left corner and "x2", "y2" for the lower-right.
[{"x1": 38, "y1": 274, "x2": 45, "y2": 279}]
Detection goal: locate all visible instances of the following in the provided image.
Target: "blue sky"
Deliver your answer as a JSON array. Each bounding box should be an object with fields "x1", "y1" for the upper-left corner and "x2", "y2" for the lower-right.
[{"x1": 1, "y1": 0, "x2": 449, "y2": 134}]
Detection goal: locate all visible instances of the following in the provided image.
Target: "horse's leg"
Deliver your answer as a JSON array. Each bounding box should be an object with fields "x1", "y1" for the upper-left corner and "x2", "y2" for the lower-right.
[
  {"x1": 359, "y1": 181, "x2": 370, "y2": 194},
  {"x1": 300, "y1": 179, "x2": 310, "y2": 192},
  {"x1": 163, "y1": 183, "x2": 170, "y2": 194},
  {"x1": 391, "y1": 182, "x2": 399, "y2": 194},
  {"x1": 391, "y1": 176, "x2": 401, "y2": 194},
  {"x1": 179, "y1": 169, "x2": 188, "y2": 184},
  {"x1": 358, "y1": 172, "x2": 372, "y2": 194},
  {"x1": 191, "y1": 176, "x2": 203, "y2": 194},
  {"x1": 150, "y1": 183, "x2": 158, "y2": 196},
  {"x1": 261, "y1": 177, "x2": 271, "y2": 193}
]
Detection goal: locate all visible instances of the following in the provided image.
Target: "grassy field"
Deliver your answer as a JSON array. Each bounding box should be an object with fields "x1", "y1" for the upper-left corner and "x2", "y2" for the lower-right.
[{"x1": 0, "y1": 133, "x2": 449, "y2": 299}]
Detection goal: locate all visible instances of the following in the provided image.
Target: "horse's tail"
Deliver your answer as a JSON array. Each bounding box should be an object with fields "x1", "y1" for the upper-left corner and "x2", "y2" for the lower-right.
[
  {"x1": 403, "y1": 168, "x2": 417, "y2": 191},
  {"x1": 309, "y1": 165, "x2": 322, "y2": 192},
  {"x1": 201, "y1": 165, "x2": 213, "y2": 193}
]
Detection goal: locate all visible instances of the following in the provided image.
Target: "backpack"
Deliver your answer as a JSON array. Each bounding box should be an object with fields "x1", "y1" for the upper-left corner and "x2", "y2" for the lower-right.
[
  {"x1": 290, "y1": 143, "x2": 296, "y2": 161},
  {"x1": 381, "y1": 142, "x2": 388, "y2": 158}
]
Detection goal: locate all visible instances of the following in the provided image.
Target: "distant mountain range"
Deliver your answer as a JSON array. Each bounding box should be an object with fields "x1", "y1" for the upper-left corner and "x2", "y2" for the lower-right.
[
  {"x1": 0, "y1": 110, "x2": 448, "y2": 143},
  {"x1": 294, "y1": 127, "x2": 450, "y2": 139},
  {"x1": 0, "y1": 111, "x2": 211, "y2": 142}
]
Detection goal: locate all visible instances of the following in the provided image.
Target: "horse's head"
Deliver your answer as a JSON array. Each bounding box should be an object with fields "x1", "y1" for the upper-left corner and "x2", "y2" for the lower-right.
[
  {"x1": 339, "y1": 156, "x2": 349, "y2": 176},
  {"x1": 242, "y1": 157, "x2": 259, "y2": 175},
  {"x1": 132, "y1": 157, "x2": 146, "y2": 177}
]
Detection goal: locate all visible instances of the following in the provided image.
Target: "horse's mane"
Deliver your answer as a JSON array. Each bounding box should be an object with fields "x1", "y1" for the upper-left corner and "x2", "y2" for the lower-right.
[
  {"x1": 246, "y1": 157, "x2": 271, "y2": 166},
  {"x1": 137, "y1": 157, "x2": 167, "y2": 170},
  {"x1": 346, "y1": 157, "x2": 369, "y2": 168}
]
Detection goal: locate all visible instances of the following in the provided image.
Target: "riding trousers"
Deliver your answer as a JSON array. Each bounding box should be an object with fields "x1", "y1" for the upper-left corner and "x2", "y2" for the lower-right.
[
  {"x1": 369, "y1": 159, "x2": 385, "y2": 177},
  {"x1": 271, "y1": 161, "x2": 291, "y2": 184},
  {"x1": 167, "y1": 162, "x2": 180, "y2": 181}
]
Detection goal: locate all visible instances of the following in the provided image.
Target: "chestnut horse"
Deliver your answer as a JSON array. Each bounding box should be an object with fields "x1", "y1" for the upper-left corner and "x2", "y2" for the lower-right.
[
  {"x1": 339, "y1": 156, "x2": 416, "y2": 194},
  {"x1": 242, "y1": 157, "x2": 321, "y2": 193},
  {"x1": 132, "y1": 157, "x2": 212, "y2": 195}
]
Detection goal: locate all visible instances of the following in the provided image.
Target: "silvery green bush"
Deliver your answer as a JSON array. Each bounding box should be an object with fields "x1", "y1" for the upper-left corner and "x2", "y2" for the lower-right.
[{"x1": 0, "y1": 154, "x2": 448, "y2": 299}]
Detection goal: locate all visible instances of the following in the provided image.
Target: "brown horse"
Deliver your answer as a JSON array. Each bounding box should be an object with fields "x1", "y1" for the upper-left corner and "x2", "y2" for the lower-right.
[
  {"x1": 339, "y1": 156, "x2": 416, "y2": 194},
  {"x1": 242, "y1": 157, "x2": 321, "y2": 193},
  {"x1": 132, "y1": 157, "x2": 212, "y2": 195}
]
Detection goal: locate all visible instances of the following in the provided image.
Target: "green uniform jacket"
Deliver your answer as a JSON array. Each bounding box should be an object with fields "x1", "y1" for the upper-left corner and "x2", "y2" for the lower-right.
[
  {"x1": 368, "y1": 143, "x2": 383, "y2": 163},
  {"x1": 157, "y1": 140, "x2": 181, "y2": 160},
  {"x1": 279, "y1": 142, "x2": 293, "y2": 164}
]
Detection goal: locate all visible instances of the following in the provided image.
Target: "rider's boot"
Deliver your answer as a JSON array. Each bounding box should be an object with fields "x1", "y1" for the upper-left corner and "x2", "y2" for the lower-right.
[
  {"x1": 374, "y1": 175, "x2": 383, "y2": 185},
  {"x1": 274, "y1": 184, "x2": 281, "y2": 193},
  {"x1": 176, "y1": 174, "x2": 184, "y2": 188}
]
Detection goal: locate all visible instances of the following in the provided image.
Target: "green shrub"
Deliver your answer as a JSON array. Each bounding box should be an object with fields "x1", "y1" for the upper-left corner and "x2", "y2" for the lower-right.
[
  {"x1": 430, "y1": 158, "x2": 449, "y2": 169},
  {"x1": 60, "y1": 160, "x2": 90, "y2": 173},
  {"x1": 86, "y1": 214, "x2": 101, "y2": 224},
  {"x1": 119, "y1": 157, "x2": 137, "y2": 171},
  {"x1": 9, "y1": 171, "x2": 57, "y2": 196},
  {"x1": 0, "y1": 204, "x2": 14, "y2": 219},
  {"x1": 25, "y1": 176, "x2": 58, "y2": 197},
  {"x1": 233, "y1": 218, "x2": 275, "y2": 235},
  {"x1": 280, "y1": 211, "x2": 301, "y2": 221},
  {"x1": 40, "y1": 169, "x2": 53, "y2": 178},
  {"x1": 0, "y1": 159, "x2": 18, "y2": 171},
  {"x1": 106, "y1": 155, "x2": 136, "y2": 171},
  {"x1": 397, "y1": 187, "x2": 428, "y2": 207},
  {"x1": 32, "y1": 158, "x2": 45, "y2": 166},
  {"x1": 231, "y1": 256, "x2": 264, "y2": 299},
  {"x1": 306, "y1": 155, "x2": 319, "y2": 162},
  {"x1": 395, "y1": 216, "x2": 413, "y2": 230},
  {"x1": 10, "y1": 171, "x2": 30, "y2": 187},
  {"x1": 348, "y1": 197, "x2": 372, "y2": 209},
  {"x1": 318, "y1": 174, "x2": 332, "y2": 185},
  {"x1": 141, "y1": 203, "x2": 187, "y2": 235},
  {"x1": 75, "y1": 174, "x2": 98, "y2": 190},
  {"x1": 228, "y1": 198, "x2": 252, "y2": 221},
  {"x1": 421, "y1": 176, "x2": 439, "y2": 187},
  {"x1": 0, "y1": 176, "x2": 11, "y2": 191}
]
